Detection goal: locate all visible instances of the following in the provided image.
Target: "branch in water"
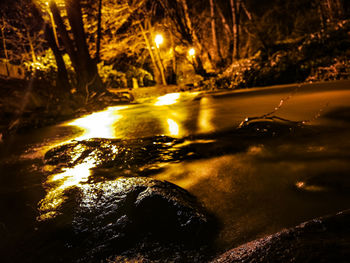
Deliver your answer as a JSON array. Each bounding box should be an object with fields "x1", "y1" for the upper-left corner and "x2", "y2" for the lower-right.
[{"x1": 238, "y1": 85, "x2": 329, "y2": 129}]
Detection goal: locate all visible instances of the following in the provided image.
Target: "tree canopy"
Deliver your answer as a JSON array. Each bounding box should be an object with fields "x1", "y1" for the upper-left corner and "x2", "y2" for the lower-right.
[{"x1": 0, "y1": 0, "x2": 349, "y2": 90}]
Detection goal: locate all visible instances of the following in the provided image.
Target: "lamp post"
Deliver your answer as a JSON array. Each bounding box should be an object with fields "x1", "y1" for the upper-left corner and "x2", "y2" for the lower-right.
[
  {"x1": 188, "y1": 47, "x2": 195, "y2": 57},
  {"x1": 154, "y1": 34, "x2": 167, "y2": 85},
  {"x1": 155, "y1": 34, "x2": 163, "y2": 49},
  {"x1": 188, "y1": 47, "x2": 195, "y2": 64}
]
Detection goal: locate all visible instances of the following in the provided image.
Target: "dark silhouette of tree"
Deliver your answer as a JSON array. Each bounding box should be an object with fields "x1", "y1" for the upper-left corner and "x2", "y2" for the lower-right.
[
  {"x1": 44, "y1": 23, "x2": 70, "y2": 91},
  {"x1": 158, "y1": 0, "x2": 209, "y2": 76},
  {"x1": 95, "y1": 0, "x2": 102, "y2": 63},
  {"x1": 230, "y1": 0, "x2": 241, "y2": 61},
  {"x1": 0, "y1": 0, "x2": 45, "y2": 65},
  {"x1": 48, "y1": 0, "x2": 104, "y2": 98}
]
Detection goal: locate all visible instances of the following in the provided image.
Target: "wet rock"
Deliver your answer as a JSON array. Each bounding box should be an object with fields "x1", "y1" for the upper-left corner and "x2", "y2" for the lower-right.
[
  {"x1": 43, "y1": 136, "x2": 193, "y2": 177},
  {"x1": 212, "y1": 209, "x2": 350, "y2": 263},
  {"x1": 38, "y1": 177, "x2": 214, "y2": 261},
  {"x1": 296, "y1": 171, "x2": 350, "y2": 194},
  {"x1": 236, "y1": 117, "x2": 309, "y2": 138}
]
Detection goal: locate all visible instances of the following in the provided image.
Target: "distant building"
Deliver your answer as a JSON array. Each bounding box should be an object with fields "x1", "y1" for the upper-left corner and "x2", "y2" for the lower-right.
[{"x1": 0, "y1": 59, "x2": 25, "y2": 79}]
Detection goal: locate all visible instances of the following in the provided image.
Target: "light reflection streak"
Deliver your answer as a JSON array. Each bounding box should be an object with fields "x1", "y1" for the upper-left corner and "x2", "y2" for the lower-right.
[
  {"x1": 67, "y1": 106, "x2": 126, "y2": 140},
  {"x1": 155, "y1": 155, "x2": 238, "y2": 190},
  {"x1": 154, "y1": 93, "x2": 180, "y2": 106},
  {"x1": 38, "y1": 106, "x2": 128, "y2": 220},
  {"x1": 295, "y1": 181, "x2": 326, "y2": 192},
  {"x1": 167, "y1": 118, "x2": 180, "y2": 136},
  {"x1": 198, "y1": 96, "x2": 215, "y2": 133},
  {"x1": 39, "y1": 159, "x2": 94, "y2": 220}
]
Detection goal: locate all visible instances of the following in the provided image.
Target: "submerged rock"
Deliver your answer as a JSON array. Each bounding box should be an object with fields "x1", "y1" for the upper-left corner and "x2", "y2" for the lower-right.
[
  {"x1": 37, "y1": 177, "x2": 214, "y2": 261},
  {"x1": 43, "y1": 136, "x2": 190, "y2": 178},
  {"x1": 212, "y1": 209, "x2": 350, "y2": 263},
  {"x1": 237, "y1": 117, "x2": 307, "y2": 137}
]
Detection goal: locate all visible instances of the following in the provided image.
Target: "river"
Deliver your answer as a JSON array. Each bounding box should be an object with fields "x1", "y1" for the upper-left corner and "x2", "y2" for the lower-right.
[{"x1": 1, "y1": 80, "x2": 350, "y2": 262}]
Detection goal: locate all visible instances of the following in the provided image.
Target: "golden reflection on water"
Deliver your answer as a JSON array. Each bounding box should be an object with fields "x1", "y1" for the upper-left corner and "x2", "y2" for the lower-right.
[
  {"x1": 39, "y1": 106, "x2": 128, "y2": 220},
  {"x1": 38, "y1": 159, "x2": 95, "y2": 220},
  {"x1": 295, "y1": 181, "x2": 327, "y2": 192},
  {"x1": 167, "y1": 118, "x2": 180, "y2": 136},
  {"x1": 198, "y1": 96, "x2": 215, "y2": 134},
  {"x1": 154, "y1": 93, "x2": 180, "y2": 106},
  {"x1": 68, "y1": 106, "x2": 126, "y2": 140}
]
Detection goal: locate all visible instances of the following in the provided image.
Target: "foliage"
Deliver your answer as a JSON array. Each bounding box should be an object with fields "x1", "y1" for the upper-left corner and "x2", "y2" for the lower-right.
[
  {"x1": 81, "y1": 0, "x2": 147, "y2": 61},
  {"x1": 2, "y1": 0, "x2": 350, "y2": 89},
  {"x1": 23, "y1": 49, "x2": 75, "y2": 85},
  {"x1": 97, "y1": 62, "x2": 127, "y2": 89},
  {"x1": 220, "y1": 18, "x2": 350, "y2": 88},
  {"x1": 306, "y1": 57, "x2": 350, "y2": 82},
  {"x1": 125, "y1": 65, "x2": 155, "y2": 87},
  {"x1": 0, "y1": 0, "x2": 46, "y2": 64}
]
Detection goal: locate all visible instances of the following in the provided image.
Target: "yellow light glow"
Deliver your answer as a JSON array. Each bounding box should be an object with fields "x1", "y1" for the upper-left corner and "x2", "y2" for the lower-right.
[
  {"x1": 295, "y1": 181, "x2": 326, "y2": 192},
  {"x1": 154, "y1": 93, "x2": 180, "y2": 106},
  {"x1": 38, "y1": 159, "x2": 95, "y2": 221},
  {"x1": 37, "y1": 106, "x2": 130, "y2": 221},
  {"x1": 188, "y1": 48, "x2": 195, "y2": 57},
  {"x1": 198, "y1": 96, "x2": 214, "y2": 133},
  {"x1": 155, "y1": 34, "x2": 164, "y2": 48},
  {"x1": 67, "y1": 106, "x2": 127, "y2": 140},
  {"x1": 167, "y1": 118, "x2": 179, "y2": 136}
]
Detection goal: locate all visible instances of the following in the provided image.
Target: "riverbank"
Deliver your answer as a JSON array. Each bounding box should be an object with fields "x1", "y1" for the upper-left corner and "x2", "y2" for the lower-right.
[
  {"x1": 1, "y1": 77, "x2": 349, "y2": 142},
  {"x1": 217, "y1": 19, "x2": 350, "y2": 90},
  {"x1": 1, "y1": 80, "x2": 350, "y2": 262},
  {"x1": 212, "y1": 209, "x2": 350, "y2": 262},
  {"x1": 0, "y1": 77, "x2": 131, "y2": 141}
]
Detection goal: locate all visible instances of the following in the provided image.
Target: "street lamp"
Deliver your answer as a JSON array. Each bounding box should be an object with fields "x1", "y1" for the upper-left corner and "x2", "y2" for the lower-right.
[
  {"x1": 154, "y1": 34, "x2": 167, "y2": 85},
  {"x1": 155, "y1": 34, "x2": 164, "y2": 49},
  {"x1": 188, "y1": 48, "x2": 195, "y2": 57},
  {"x1": 188, "y1": 47, "x2": 196, "y2": 65}
]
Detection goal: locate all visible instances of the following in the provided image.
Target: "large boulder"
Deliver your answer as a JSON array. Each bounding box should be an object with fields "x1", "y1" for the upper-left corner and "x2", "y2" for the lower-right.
[
  {"x1": 212, "y1": 209, "x2": 350, "y2": 263},
  {"x1": 37, "y1": 177, "x2": 214, "y2": 261}
]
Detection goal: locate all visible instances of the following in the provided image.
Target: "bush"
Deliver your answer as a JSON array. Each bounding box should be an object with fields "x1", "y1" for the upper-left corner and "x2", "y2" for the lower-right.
[
  {"x1": 221, "y1": 19, "x2": 350, "y2": 88},
  {"x1": 97, "y1": 62, "x2": 127, "y2": 89}
]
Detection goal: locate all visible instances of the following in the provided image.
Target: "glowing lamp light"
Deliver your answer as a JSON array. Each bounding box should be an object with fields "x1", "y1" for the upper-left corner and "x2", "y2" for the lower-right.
[
  {"x1": 155, "y1": 34, "x2": 164, "y2": 48},
  {"x1": 188, "y1": 48, "x2": 195, "y2": 57}
]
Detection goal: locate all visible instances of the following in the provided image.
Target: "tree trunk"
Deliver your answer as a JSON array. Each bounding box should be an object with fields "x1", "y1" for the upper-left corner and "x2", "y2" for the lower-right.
[
  {"x1": 180, "y1": 0, "x2": 199, "y2": 47},
  {"x1": 148, "y1": 22, "x2": 167, "y2": 85},
  {"x1": 64, "y1": 0, "x2": 104, "y2": 96},
  {"x1": 26, "y1": 30, "x2": 36, "y2": 63},
  {"x1": 209, "y1": 0, "x2": 220, "y2": 62},
  {"x1": 95, "y1": 0, "x2": 102, "y2": 62},
  {"x1": 326, "y1": 0, "x2": 334, "y2": 20},
  {"x1": 334, "y1": 0, "x2": 344, "y2": 18},
  {"x1": 49, "y1": 1, "x2": 78, "y2": 71},
  {"x1": 169, "y1": 26, "x2": 177, "y2": 84},
  {"x1": 44, "y1": 23, "x2": 70, "y2": 91},
  {"x1": 318, "y1": 1, "x2": 326, "y2": 32},
  {"x1": 48, "y1": 9, "x2": 59, "y2": 48},
  {"x1": 241, "y1": 1, "x2": 268, "y2": 51},
  {"x1": 139, "y1": 22, "x2": 163, "y2": 85},
  {"x1": 230, "y1": 0, "x2": 241, "y2": 61},
  {"x1": 1, "y1": 18, "x2": 10, "y2": 76},
  {"x1": 179, "y1": 0, "x2": 209, "y2": 75},
  {"x1": 217, "y1": 5, "x2": 232, "y2": 36},
  {"x1": 216, "y1": 5, "x2": 234, "y2": 62}
]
